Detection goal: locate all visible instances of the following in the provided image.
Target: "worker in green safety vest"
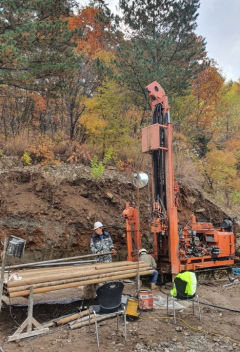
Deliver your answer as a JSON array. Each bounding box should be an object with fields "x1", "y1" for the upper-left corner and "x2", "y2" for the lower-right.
[{"x1": 170, "y1": 271, "x2": 197, "y2": 299}]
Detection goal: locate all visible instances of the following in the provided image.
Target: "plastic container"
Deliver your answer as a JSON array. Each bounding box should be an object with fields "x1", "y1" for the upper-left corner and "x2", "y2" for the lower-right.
[
  {"x1": 138, "y1": 290, "x2": 153, "y2": 310},
  {"x1": 126, "y1": 298, "x2": 139, "y2": 319}
]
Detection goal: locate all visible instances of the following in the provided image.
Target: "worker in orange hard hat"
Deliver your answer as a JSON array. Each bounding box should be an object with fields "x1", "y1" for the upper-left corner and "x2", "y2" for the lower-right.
[
  {"x1": 90, "y1": 221, "x2": 117, "y2": 263},
  {"x1": 139, "y1": 248, "x2": 158, "y2": 290}
]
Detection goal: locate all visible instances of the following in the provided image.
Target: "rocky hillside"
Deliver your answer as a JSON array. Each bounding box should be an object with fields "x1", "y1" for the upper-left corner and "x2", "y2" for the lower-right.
[{"x1": 0, "y1": 159, "x2": 239, "y2": 262}]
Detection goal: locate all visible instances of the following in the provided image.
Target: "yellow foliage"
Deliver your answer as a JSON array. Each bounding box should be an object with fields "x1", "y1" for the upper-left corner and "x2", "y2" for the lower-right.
[
  {"x1": 79, "y1": 112, "x2": 107, "y2": 135},
  {"x1": 205, "y1": 149, "x2": 237, "y2": 183},
  {"x1": 21, "y1": 152, "x2": 31, "y2": 166},
  {"x1": 93, "y1": 50, "x2": 115, "y2": 65},
  {"x1": 232, "y1": 178, "x2": 240, "y2": 191},
  {"x1": 79, "y1": 79, "x2": 136, "y2": 157},
  {"x1": 173, "y1": 132, "x2": 188, "y2": 143}
]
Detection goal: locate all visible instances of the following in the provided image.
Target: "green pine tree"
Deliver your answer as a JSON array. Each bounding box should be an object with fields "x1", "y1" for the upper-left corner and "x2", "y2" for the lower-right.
[
  {"x1": 116, "y1": 0, "x2": 206, "y2": 107},
  {"x1": 0, "y1": 0, "x2": 79, "y2": 92}
]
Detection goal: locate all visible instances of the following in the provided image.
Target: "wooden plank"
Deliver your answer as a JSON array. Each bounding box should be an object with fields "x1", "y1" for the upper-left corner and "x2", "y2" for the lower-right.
[
  {"x1": 56, "y1": 309, "x2": 90, "y2": 325},
  {"x1": 70, "y1": 312, "x2": 119, "y2": 329},
  {"x1": 10, "y1": 269, "x2": 154, "y2": 297},
  {"x1": 8, "y1": 328, "x2": 49, "y2": 342},
  {"x1": 8, "y1": 285, "x2": 50, "y2": 342},
  {"x1": 8, "y1": 261, "x2": 140, "y2": 287},
  {"x1": 13, "y1": 318, "x2": 29, "y2": 335},
  {"x1": 8, "y1": 264, "x2": 149, "y2": 292},
  {"x1": 68, "y1": 314, "x2": 94, "y2": 326},
  {"x1": 10, "y1": 261, "x2": 133, "y2": 278}
]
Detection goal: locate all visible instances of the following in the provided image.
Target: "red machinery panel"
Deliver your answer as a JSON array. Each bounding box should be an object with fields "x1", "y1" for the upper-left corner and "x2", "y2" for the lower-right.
[{"x1": 142, "y1": 125, "x2": 168, "y2": 153}]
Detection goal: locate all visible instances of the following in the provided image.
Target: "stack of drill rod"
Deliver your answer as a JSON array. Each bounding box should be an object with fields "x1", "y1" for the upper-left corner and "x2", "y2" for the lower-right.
[{"x1": 4, "y1": 261, "x2": 154, "y2": 298}]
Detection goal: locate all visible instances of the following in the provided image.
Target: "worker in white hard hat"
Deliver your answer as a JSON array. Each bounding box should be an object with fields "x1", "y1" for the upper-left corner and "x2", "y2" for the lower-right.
[
  {"x1": 139, "y1": 248, "x2": 158, "y2": 289},
  {"x1": 90, "y1": 221, "x2": 117, "y2": 263}
]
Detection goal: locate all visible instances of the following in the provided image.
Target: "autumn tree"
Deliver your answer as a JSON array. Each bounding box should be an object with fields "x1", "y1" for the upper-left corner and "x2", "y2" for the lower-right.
[
  {"x1": 68, "y1": 3, "x2": 117, "y2": 56},
  {"x1": 170, "y1": 65, "x2": 224, "y2": 157},
  {"x1": 62, "y1": 3, "x2": 119, "y2": 140},
  {"x1": 0, "y1": 86, "x2": 37, "y2": 138},
  {"x1": 80, "y1": 79, "x2": 137, "y2": 159},
  {"x1": 204, "y1": 148, "x2": 240, "y2": 207},
  {"x1": 213, "y1": 81, "x2": 240, "y2": 144}
]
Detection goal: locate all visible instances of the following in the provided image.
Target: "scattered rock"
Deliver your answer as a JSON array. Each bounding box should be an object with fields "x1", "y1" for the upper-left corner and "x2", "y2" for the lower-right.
[
  {"x1": 195, "y1": 208, "x2": 205, "y2": 213},
  {"x1": 105, "y1": 192, "x2": 113, "y2": 200},
  {"x1": 175, "y1": 326, "x2": 183, "y2": 332},
  {"x1": 135, "y1": 343, "x2": 144, "y2": 350}
]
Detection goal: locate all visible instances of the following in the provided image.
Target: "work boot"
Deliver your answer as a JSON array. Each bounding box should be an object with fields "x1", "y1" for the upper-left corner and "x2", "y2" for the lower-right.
[{"x1": 151, "y1": 283, "x2": 157, "y2": 290}]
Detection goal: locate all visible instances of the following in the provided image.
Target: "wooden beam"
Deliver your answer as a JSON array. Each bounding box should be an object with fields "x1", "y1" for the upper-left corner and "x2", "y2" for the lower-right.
[
  {"x1": 7, "y1": 262, "x2": 147, "y2": 288},
  {"x1": 8, "y1": 264, "x2": 149, "y2": 292},
  {"x1": 10, "y1": 269, "x2": 154, "y2": 297}
]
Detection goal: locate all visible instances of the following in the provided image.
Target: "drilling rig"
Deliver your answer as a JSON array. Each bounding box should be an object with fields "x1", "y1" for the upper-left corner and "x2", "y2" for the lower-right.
[{"x1": 123, "y1": 81, "x2": 235, "y2": 278}]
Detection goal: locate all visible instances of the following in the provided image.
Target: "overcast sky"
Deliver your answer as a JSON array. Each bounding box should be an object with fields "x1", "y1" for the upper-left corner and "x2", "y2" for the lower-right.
[
  {"x1": 80, "y1": 0, "x2": 240, "y2": 82},
  {"x1": 196, "y1": 0, "x2": 240, "y2": 81}
]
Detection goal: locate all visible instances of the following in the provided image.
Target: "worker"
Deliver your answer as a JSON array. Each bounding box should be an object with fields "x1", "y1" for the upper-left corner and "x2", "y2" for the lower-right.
[
  {"x1": 170, "y1": 271, "x2": 197, "y2": 299},
  {"x1": 90, "y1": 221, "x2": 117, "y2": 263},
  {"x1": 139, "y1": 248, "x2": 158, "y2": 289}
]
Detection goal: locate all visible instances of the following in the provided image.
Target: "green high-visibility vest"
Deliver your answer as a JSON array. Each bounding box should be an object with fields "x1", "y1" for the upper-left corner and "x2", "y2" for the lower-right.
[{"x1": 170, "y1": 271, "x2": 197, "y2": 297}]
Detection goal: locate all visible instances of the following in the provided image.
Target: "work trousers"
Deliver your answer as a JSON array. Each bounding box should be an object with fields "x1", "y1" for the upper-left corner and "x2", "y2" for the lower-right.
[{"x1": 150, "y1": 270, "x2": 158, "y2": 283}]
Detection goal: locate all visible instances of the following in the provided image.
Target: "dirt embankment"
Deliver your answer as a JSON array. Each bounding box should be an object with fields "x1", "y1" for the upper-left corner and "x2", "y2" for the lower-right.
[{"x1": 0, "y1": 162, "x2": 239, "y2": 262}]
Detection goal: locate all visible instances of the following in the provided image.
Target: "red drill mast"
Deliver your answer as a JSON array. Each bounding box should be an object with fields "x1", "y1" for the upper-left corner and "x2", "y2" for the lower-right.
[{"x1": 123, "y1": 81, "x2": 235, "y2": 277}]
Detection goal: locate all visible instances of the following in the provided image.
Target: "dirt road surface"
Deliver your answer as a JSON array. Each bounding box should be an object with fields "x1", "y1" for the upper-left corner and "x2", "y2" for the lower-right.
[{"x1": 0, "y1": 279, "x2": 239, "y2": 352}]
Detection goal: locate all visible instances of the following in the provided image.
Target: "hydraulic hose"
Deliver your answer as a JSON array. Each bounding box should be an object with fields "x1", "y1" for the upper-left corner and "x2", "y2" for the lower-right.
[
  {"x1": 159, "y1": 288, "x2": 240, "y2": 314},
  {"x1": 198, "y1": 301, "x2": 240, "y2": 314}
]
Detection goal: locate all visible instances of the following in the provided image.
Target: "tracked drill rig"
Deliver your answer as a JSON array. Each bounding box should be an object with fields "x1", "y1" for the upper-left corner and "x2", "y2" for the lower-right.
[{"x1": 122, "y1": 81, "x2": 235, "y2": 278}]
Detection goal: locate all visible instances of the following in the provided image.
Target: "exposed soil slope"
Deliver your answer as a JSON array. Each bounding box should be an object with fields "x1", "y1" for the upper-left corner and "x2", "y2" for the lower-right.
[{"x1": 0, "y1": 162, "x2": 239, "y2": 262}]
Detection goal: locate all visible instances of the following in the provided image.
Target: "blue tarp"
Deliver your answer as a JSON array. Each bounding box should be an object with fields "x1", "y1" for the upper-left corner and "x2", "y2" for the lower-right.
[{"x1": 233, "y1": 268, "x2": 240, "y2": 276}]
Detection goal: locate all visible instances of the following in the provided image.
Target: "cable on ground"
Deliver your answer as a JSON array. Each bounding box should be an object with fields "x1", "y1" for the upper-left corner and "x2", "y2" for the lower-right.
[
  {"x1": 198, "y1": 301, "x2": 240, "y2": 313},
  {"x1": 141, "y1": 314, "x2": 240, "y2": 345}
]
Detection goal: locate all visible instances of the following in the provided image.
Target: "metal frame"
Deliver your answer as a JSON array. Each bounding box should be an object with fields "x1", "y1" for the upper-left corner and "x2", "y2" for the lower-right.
[
  {"x1": 88, "y1": 304, "x2": 127, "y2": 349},
  {"x1": 167, "y1": 293, "x2": 202, "y2": 324}
]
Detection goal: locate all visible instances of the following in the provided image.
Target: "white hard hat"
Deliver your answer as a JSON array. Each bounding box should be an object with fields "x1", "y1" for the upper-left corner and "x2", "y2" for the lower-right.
[
  {"x1": 139, "y1": 248, "x2": 147, "y2": 254},
  {"x1": 94, "y1": 221, "x2": 103, "y2": 230}
]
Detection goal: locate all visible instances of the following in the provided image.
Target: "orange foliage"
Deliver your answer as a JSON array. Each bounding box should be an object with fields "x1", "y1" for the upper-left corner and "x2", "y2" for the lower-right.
[
  {"x1": 225, "y1": 136, "x2": 240, "y2": 152},
  {"x1": 30, "y1": 92, "x2": 46, "y2": 117},
  {"x1": 190, "y1": 66, "x2": 224, "y2": 129},
  {"x1": 67, "y1": 7, "x2": 110, "y2": 55},
  {"x1": 192, "y1": 66, "x2": 223, "y2": 102},
  {"x1": 28, "y1": 137, "x2": 55, "y2": 165}
]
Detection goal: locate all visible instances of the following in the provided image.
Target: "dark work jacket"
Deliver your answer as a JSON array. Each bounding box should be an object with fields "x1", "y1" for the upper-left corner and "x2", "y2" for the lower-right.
[{"x1": 90, "y1": 230, "x2": 114, "y2": 263}]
